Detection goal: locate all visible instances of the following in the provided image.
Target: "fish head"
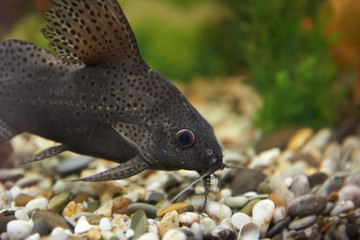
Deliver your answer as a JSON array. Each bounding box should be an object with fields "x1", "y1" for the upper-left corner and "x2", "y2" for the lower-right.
[{"x1": 145, "y1": 96, "x2": 223, "y2": 175}]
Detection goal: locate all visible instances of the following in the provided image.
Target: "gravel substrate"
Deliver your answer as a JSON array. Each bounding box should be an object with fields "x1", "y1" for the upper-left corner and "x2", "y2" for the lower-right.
[{"x1": 0, "y1": 80, "x2": 359, "y2": 240}]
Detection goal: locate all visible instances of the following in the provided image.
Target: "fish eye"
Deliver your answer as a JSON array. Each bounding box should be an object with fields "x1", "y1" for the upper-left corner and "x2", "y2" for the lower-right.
[{"x1": 175, "y1": 129, "x2": 195, "y2": 147}]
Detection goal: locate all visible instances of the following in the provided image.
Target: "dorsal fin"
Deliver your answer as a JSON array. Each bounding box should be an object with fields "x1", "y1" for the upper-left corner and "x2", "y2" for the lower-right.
[{"x1": 42, "y1": 0, "x2": 142, "y2": 65}]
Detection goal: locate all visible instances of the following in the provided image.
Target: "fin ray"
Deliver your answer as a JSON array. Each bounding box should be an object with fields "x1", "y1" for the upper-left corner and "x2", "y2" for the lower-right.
[
  {"x1": 72, "y1": 156, "x2": 149, "y2": 182},
  {"x1": 19, "y1": 144, "x2": 68, "y2": 165},
  {"x1": 0, "y1": 118, "x2": 19, "y2": 143},
  {"x1": 42, "y1": 0, "x2": 142, "y2": 65}
]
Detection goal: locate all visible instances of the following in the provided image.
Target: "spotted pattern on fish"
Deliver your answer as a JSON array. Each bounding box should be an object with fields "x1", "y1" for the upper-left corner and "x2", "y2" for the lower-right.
[{"x1": 0, "y1": 0, "x2": 223, "y2": 182}]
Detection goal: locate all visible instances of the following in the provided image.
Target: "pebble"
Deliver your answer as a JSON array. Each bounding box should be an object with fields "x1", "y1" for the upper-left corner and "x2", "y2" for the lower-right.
[
  {"x1": 112, "y1": 196, "x2": 132, "y2": 214},
  {"x1": 317, "y1": 175, "x2": 346, "y2": 197},
  {"x1": 95, "y1": 200, "x2": 113, "y2": 218},
  {"x1": 32, "y1": 210, "x2": 71, "y2": 230},
  {"x1": 47, "y1": 191, "x2": 71, "y2": 213},
  {"x1": 32, "y1": 218, "x2": 51, "y2": 237},
  {"x1": 74, "y1": 216, "x2": 93, "y2": 234},
  {"x1": 209, "y1": 228, "x2": 236, "y2": 240},
  {"x1": 127, "y1": 203, "x2": 159, "y2": 219},
  {"x1": 238, "y1": 223, "x2": 260, "y2": 240},
  {"x1": 0, "y1": 168, "x2": 24, "y2": 182},
  {"x1": 130, "y1": 210, "x2": 149, "y2": 239},
  {"x1": 290, "y1": 175, "x2": 310, "y2": 197},
  {"x1": 256, "y1": 181, "x2": 273, "y2": 194},
  {"x1": 157, "y1": 202, "x2": 194, "y2": 217},
  {"x1": 159, "y1": 210, "x2": 179, "y2": 237},
  {"x1": 162, "y1": 229, "x2": 187, "y2": 240},
  {"x1": 6, "y1": 219, "x2": 34, "y2": 240},
  {"x1": 206, "y1": 202, "x2": 232, "y2": 222},
  {"x1": 231, "y1": 169, "x2": 266, "y2": 195},
  {"x1": 146, "y1": 191, "x2": 165, "y2": 204},
  {"x1": 287, "y1": 128, "x2": 313, "y2": 150},
  {"x1": 14, "y1": 209, "x2": 29, "y2": 221},
  {"x1": 287, "y1": 194, "x2": 326, "y2": 217},
  {"x1": 24, "y1": 197, "x2": 49, "y2": 212},
  {"x1": 224, "y1": 195, "x2": 248, "y2": 209},
  {"x1": 99, "y1": 217, "x2": 112, "y2": 231},
  {"x1": 249, "y1": 148, "x2": 281, "y2": 168},
  {"x1": 199, "y1": 217, "x2": 216, "y2": 232},
  {"x1": 231, "y1": 212, "x2": 251, "y2": 231},
  {"x1": 301, "y1": 128, "x2": 332, "y2": 153},
  {"x1": 178, "y1": 212, "x2": 200, "y2": 227},
  {"x1": 288, "y1": 215, "x2": 317, "y2": 230},
  {"x1": 338, "y1": 185, "x2": 360, "y2": 207},
  {"x1": 267, "y1": 216, "x2": 291, "y2": 237},
  {"x1": 239, "y1": 199, "x2": 260, "y2": 216},
  {"x1": 13, "y1": 193, "x2": 33, "y2": 207},
  {"x1": 56, "y1": 156, "x2": 95, "y2": 175},
  {"x1": 330, "y1": 200, "x2": 355, "y2": 216},
  {"x1": 137, "y1": 232, "x2": 159, "y2": 240},
  {"x1": 252, "y1": 199, "x2": 275, "y2": 237},
  {"x1": 191, "y1": 222, "x2": 202, "y2": 240},
  {"x1": 307, "y1": 172, "x2": 328, "y2": 188},
  {"x1": 15, "y1": 175, "x2": 43, "y2": 188}
]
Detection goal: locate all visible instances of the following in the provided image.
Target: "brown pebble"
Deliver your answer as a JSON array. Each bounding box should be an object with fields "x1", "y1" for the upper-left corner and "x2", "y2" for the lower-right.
[
  {"x1": 73, "y1": 193, "x2": 88, "y2": 203},
  {"x1": 319, "y1": 220, "x2": 333, "y2": 233},
  {"x1": 112, "y1": 197, "x2": 132, "y2": 214},
  {"x1": 14, "y1": 193, "x2": 34, "y2": 206},
  {"x1": 268, "y1": 193, "x2": 284, "y2": 207},
  {"x1": 327, "y1": 192, "x2": 339, "y2": 203},
  {"x1": 32, "y1": 210, "x2": 71, "y2": 230},
  {"x1": 0, "y1": 215, "x2": 16, "y2": 234},
  {"x1": 87, "y1": 229, "x2": 101, "y2": 240}
]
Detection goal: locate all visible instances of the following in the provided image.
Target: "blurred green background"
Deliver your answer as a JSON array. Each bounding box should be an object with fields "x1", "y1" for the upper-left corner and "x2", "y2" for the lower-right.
[{"x1": 0, "y1": 0, "x2": 357, "y2": 133}]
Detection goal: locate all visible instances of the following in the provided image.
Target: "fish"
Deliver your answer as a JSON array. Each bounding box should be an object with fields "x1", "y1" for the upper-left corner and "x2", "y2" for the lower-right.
[{"x1": 0, "y1": 0, "x2": 223, "y2": 192}]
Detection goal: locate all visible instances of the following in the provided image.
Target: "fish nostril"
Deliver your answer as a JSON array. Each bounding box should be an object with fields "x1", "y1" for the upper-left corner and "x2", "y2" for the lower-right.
[{"x1": 206, "y1": 149, "x2": 213, "y2": 156}]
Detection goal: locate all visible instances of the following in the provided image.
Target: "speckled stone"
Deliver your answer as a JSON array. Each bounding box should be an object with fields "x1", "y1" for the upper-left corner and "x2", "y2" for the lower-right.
[
  {"x1": 287, "y1": 194, "x2": 326, "y2": 217},
  {"x1": 159, "y1": 210, "x2": 179, "y2": 238},
  {"x1": 32, "y1": 210, "x2": 71, "y2": 230}
]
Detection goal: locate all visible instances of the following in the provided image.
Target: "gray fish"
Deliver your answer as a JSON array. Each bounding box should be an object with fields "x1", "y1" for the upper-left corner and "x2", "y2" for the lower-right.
[{"x1": 0, "y1": 0, "x2": 223, "y2": 187}]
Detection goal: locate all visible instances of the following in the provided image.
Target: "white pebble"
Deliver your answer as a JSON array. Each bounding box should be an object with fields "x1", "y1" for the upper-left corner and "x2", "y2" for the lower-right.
[
  {"x1": 199, "y1": 217, "x2": 216, "y2": 232},
  {"x1": 272, "y1": 205, "x2": 287, "y2": 224},
  {"x1": 99, "y1": 217, "x2": 112, "y2": 231},
  {"x1": 178, "y1": 212, "x2": 200, "y2": 227},
  {"x1": 331, "y1": 200, "x2": 355, "y2": 216},
  {"x1": 191, "y1": 222, "x2": 202, "y2": 240},
  {"x1": 7, "y1": 220, "x2": 34, "y2": 240},
  {"x1": 206, "y1": 202, "x2": 232, "y2": 222},
  {"x1": 238, "y1": 223, "x2": 260, "y2": 240},
  {"x1": 224, "y1": 196, "x2": 248, "y2": 209},
  {"x1": 137, "y1": 232, "x2": 159, "y2": 240},
  {"x1": 10, "y1": 185, "x2": 21, "y2": 199},
  {"x1": 243, "y1": 191, "x2": 258, "y2": 197},
  {"x1": 162, "y1": 229, "x2": 186, "y2": 240},
  {"x1": 252, "y1": 199, "x2": 275, "y2": 238},
  {"x1": 24, "y1": 197, "x2": 48, "y2": 212},
  {"x1": 249, "y1": 148, "x2": 280, "y2": 168},
  {"x1": 15, "y1": 209, "x2": 30, "y2": 221},
  {"x1": 231, "y1": 212, "x2": 251, "y2": 231},
  {"x1": 125, "y1": 229, "x2": 134, "y2": 239},
  {"x1": 219, "y1": 218, "x2": 233, "y2": 229},
  {"x1": 74, "y1": 216, "x2": 93, "y2": 234},
  {"x1": 26, "y1": 233, "x2": 40, "y2": 240}
]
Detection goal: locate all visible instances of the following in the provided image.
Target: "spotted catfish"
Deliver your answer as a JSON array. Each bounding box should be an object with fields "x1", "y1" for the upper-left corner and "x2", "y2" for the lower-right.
[{"x1": 0, "y1": 0, "x2": 223, "y2": 184}]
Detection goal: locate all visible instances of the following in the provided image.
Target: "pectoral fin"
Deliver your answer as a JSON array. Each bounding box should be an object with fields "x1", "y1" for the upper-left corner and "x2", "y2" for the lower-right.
[
  {"x1": 72, "y1": 156, "x2": 149, "y2": 182},
  {"x1": 19, "y1": 144, "x2": 68, "y2": 165}
]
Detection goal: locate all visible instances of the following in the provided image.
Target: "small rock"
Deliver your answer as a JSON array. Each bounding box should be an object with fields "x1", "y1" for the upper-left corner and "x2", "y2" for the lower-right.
[
  {"x1": 249, "y1": 148, "x2": 281, "y2": 168},
  {"x1": 256, "y1": 181, "x2": 273, "y2": 194},
  {"x1": 162, "y1": 229, "x2": 186, "y2": 240},
  {"x1": 287, "y1": 194, "x2": 326, "y2": 217},
  {"x1": 14, "y1": 209, "x2": 29, "y2": 221},
  {"x1": 127, "y1": 203, "x2": 159, "y2": 219},
  {"x1": 301, "y1": 128, "x2": 332, "y2": 153},
  {"x1": 239, "y1": 199, "x2": 260, "y2": 216},
  {"x1": 126, "y1": 228, "x2": 135, "y2": 239},
  {"x1": 288, "y1": 215, "x2": 317, "y2": 230},
  {"x1": 24, "y1": 197, "x2": 48, "y2": 212},
  {"x1": 157, "y1": 202, "x2": 194, "y2": 217},
  {"x1": 317, "y1": 175, "x2": 346, "y2": 198},
  {"x1": 268, "y1": 194, "x2": 286, "y2": 224},
  {"x1": 252, "y1": 199, "x2": 275, "y2": 237},
  {"x1": 137, "y1": 232, "x2": 159, "y2": 240},
  {"x1": 231, "y1": 169, "x2": 266, "y2": 195},
  {"x1": 15, "y1": 175, "x2": 43, "y2": 188},
  {"x1": 7, "y1": 220, "x2": 34, "y2": 240},
  {"x1": 209, "y1": 228, "x2": 236, "y2": 240},
  {"x1": 74, "y1": 216, "x2": 93, "y2": 234},
  {"x1": 287, "y1": 128, "x2": 313, "y2": 150},
  {"x1": 330, "y1": 200, "x2": 355, "y2": 216},
  {"x1": 95, "y1": 200, "x2": 113, "y2": 218},
  {"x1": 112, "y1": 196, "x2": 132, "y2": 214},
  {"x1": 99, "y1": 217, "x2": 112, "y2": 231},
  {"x1": 338, "y1": 185, "x2": 360, "y2": 207},
  {"x1": 206, "y1": 202, "x2": 232, "y2": 222},
  {"x1": 307, "y1": 172, "x2": 329, "y2": 188},
  {"x1": 131, "y1": 210, "x2": 149, "y2": 239},
  {"x1": 86, "y1": 214, "x2": 105, "y2": 225},
  {"x1": 13, "y1": 193, "x2": 33, "y2": 207},
  {"x1": 178, "y1": 212, "x2": 200, "y2": 227},
  {"x1": 290, "y1": 175, "x2": 310, "y2": 198},
  {"x1": 199, "y1": 217, "x2": 216, "y2": 232},
  {"x1": 32, "y1": 210, "x2": 71, "y2": 230},
  {"x1": 224, "y1": 195, "x2": 248, "y2": 209},
  {"x1": 159, "y1": 210, "x2": 179, "y2": 238},
  {"x1": 47, "y1": 191, "x2": 71, "y2": 213},
  {"x1": 32, "y1": 219, "x2": 51, "y2": 237},
  {"x1": 56, "y1": 156, "x2": 95, "y2": 175},
  {"x1": 0, "y1": 168, "x2": 24, "y2": 182},
  {"x1": 191, "y1": 222, "x2": 202, "y2": 240},
  {"x1": 0, "y1": 215, "x2": 16, "y2": 234},
  {"x1": 267, "y1": 216, "x2": 291, "y2": 237},
  {"x1": 239, "y1": 223, "x2": 260, "y2": 240},
  {"x1": 146, "y1": 192, "x2": 165, "y2": 204},
  {"x1": 231, "y1": 212, "x2": 251, "y2": 231}
]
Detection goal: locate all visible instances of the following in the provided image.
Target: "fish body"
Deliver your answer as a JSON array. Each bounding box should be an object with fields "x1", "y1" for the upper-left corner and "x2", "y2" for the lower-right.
[{"x1": 0, "y1": 0, "x2": 223, "y2": 181}]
